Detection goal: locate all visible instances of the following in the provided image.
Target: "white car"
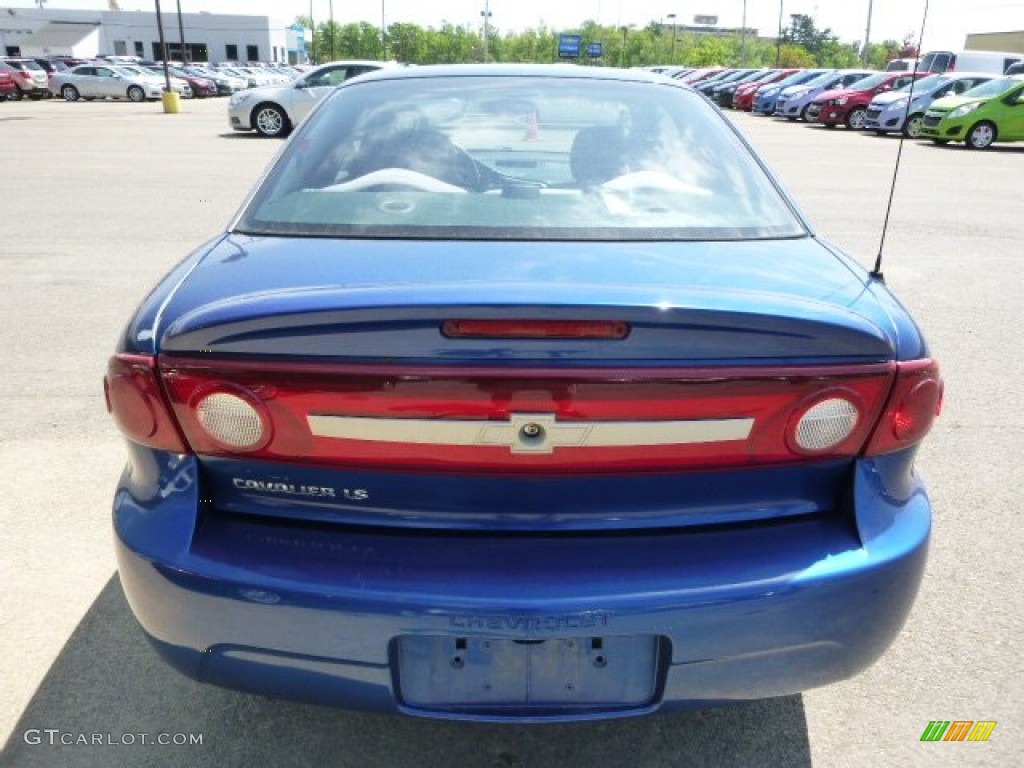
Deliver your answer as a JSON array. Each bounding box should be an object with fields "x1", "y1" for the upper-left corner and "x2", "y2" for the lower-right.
[{"x1": 228, "y1": 60, "x2": 398, "y2": 138}]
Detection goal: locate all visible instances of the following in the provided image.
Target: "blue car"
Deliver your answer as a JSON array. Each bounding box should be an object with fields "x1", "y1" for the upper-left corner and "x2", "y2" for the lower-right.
[{"x1": 106, "y1": 64, "x2": 942, "y2": 721}]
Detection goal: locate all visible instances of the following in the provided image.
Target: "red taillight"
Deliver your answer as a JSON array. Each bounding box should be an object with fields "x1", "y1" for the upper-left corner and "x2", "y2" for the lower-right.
[
  {"x1": 865, "y1": 359, "x2": 942, "y2": 456},
  {"x1": 157, "y1": 357, "x2": 905, "y2": 473},
  {"x1": 105, "y1": 354, "x2": 189, "y2": 453},
  {"x1": 442, "y1": 319, "x2": 630, "y2": 340}
]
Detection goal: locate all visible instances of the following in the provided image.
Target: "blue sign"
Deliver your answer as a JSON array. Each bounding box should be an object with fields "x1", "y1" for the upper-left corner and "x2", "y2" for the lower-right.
[
  {"x1": 587, "y1": 42, "x2": 603, "y2": 58},
  {"x1": 558, "y1": 34, "x2": 582, "y2": 59}
]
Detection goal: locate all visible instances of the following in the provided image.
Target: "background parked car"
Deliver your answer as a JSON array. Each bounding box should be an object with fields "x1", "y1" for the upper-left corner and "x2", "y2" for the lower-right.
[
  {"x1": 864, "y1": 72, "x2": 994, "y2": 137},
  {"x1": 673, "y1": 66, "x2": 725, "y2": 85},
  {"x1": 695, "y1": 68, "x2": 756, "y2": 98},
  {"x1": 181, "y1": 64, "x2": 244, "y2": 95},
  {"x1": 0, "y1": 64, "x2": 18, "y2": 100},
  {"x1": 116, "y1": 64, "x2": 192, "y2": 98},
  {"x1": 918, "y1": 48, "x2": 1024, "y2": 75},
  {"x1": 709, "y1": 68, "x2": 770, "y2": 108},
  {"x1": 220, "y1": 64, "x2": 285, "y2": 87},
  {"x1": 212, "y1": 65, "x2": 262, "y2": 89},
  {"x1": 1, "y1": 57, "x2": 49, "y2": 100},
  {"x1": 920, "y1": 74, "x2": 1024, "y2": 149},
  {"x1": 145, "y1": 65, "x2": 217, "y2": 98},
  {"x1": 49, "y1": 64, "x2": 164, "y2": 102},
  {"x1": 751, "y1": 69, "x2": 830, "y2": 115},
  {"x1": 774, "y1": 69, "x2": 875, "y2": 121},
  {"x1": 808, "y1": 71, "x2": 927, "y2": 129},
  {"x1": 228, "y1": 59, "x2": 398, "y2": 138},
  {"x1": 885, "y1": 57, "x2": 920, "y2": 72},
  {"x1": 732, "y1": 68, "x2": 799, "y2": 111}
]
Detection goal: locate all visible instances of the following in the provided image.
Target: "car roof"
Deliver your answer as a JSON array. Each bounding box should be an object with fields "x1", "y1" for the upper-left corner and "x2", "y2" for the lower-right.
[{"x1": 344, "y1": 63, "x2": 682, "y2": 88}]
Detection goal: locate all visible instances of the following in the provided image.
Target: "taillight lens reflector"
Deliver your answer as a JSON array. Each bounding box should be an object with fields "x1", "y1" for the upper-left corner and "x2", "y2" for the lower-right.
[
  {"x1": 195, "y1": 391, "x2": 269, "y2": 449},
  {"x1": 104, "y1": 354, "x2": 188, "y2": 453},
  {"x1": 791, "y1": 394, "x2": 861, "y2": 453}
]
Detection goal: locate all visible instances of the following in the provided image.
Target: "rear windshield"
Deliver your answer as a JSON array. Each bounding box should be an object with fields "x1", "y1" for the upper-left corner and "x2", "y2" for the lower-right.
[
  {"x1": 849, "y1": 73, "x2": 889, "y2": 91},
  {"x1": 960, "y1": 76, "x2": 1017, "y2": 98},
  {"x1": 894, "y1": 74, "x2": 948, "y2": 93},
  {"x1": 236, "y1": 74, "x2": 806, "y2": 242},
  {"x1": 800, "y1": 71, "x2": 840, "y2": 88},
  {"x1": 7, "y1": 60, "x2": 43, "y2": 71}
]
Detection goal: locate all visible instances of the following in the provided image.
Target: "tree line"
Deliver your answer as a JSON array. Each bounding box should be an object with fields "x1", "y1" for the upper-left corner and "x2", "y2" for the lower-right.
[{"x1": 297, "y1": 14, "x2": 919, "y2": 71}]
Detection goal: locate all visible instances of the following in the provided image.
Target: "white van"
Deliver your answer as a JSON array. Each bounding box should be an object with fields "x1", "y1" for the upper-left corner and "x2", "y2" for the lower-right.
[{"x1": 919, "y1": 49, "x2": 1024, "y2": 74}]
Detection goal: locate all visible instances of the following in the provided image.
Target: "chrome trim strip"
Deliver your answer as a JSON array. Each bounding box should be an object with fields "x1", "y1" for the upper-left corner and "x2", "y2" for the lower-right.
[{"x1": 307, "y1": 413, "x2": 754, "y2": 455}]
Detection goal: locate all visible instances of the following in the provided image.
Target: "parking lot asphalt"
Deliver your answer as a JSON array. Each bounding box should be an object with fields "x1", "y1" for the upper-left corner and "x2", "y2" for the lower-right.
[{"x1": 0, "y1": 95, "x2": 1020, "y2": 768}]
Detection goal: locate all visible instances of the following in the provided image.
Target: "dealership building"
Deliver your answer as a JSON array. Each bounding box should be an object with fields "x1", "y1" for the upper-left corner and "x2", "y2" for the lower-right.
[{"x1": 0, "y1": 5, "x2": 309, "y2": 63}]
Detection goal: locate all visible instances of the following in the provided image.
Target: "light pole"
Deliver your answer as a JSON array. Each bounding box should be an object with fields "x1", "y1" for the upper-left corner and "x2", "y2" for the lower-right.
[
  {"x1": 381, "y1": 1, "x2": 387, "y2": 59},
  {"x1": 740, "y1": 0, "x2": 747, "y2": 66},
  {"x1": 775, "y1": 0, "x2": 784, "y2": 67},
  {"x1": 308, "y1": 0, "x2": 315, "y2": 64},
  {"x1": 481, "y1": 0, "x2": 492, "y2": 62},
  {"x1": 862, "y1": 0, "x2": 874, "y2": 66},
  {"x1": 153, "y1": 0, "x2": 170, "y2": 87},
  {"x1": 175, "y1": 0, "x2": 186, "y2": 63},
  {"x1": 620, "y1": 25, "x2": 628, "y2": 67},
  {"x1": 328, "y1": 0, "x2": 336, "y2": 61},
  {"x1": 667, "y1": 13, "x2": 676, "y2": 63}
]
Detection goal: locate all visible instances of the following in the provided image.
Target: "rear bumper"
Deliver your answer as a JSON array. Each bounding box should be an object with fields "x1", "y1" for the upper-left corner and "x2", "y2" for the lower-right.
[{"x1": 114, "y1": 451, "x2": 930, "y2": 721}]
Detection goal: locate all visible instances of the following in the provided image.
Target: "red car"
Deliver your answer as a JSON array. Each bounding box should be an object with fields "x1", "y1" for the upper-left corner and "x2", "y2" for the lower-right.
[
  {"x1": 809, "y1": 71, "x2": 927, "y2": 129},
  {"x1": 0, "y1": 64, "x2": 18, "y2": 100},
  {"x1": 732, "y1": 69, "x2": 799, "y2": 111},
  {"x1": 167, "y1": 66, "x2": 219, "y2": 98}
]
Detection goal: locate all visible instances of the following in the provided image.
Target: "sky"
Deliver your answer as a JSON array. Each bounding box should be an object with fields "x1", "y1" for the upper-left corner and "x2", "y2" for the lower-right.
[{"x1": 6, "y1": 1, "x2": 1024, "y2": 51}]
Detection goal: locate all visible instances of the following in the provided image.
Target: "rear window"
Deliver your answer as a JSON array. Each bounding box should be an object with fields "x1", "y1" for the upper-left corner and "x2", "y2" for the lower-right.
[
  {"x1": 237, "y1": 74, "x2": 805, "y2": 242},
  {"x1": 959, "y1": 76, "x2": 1017, "y2": 98},
  {"x1": 6, "y1": 60, "x2": 43, "y2": 71},
  {"x1": 849, "y1": 73, "x2": 889, "y2": 91}
]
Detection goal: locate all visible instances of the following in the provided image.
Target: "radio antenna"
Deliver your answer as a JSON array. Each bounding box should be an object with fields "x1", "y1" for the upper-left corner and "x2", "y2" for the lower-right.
[{"x1": 872, "y1": 0, "x2": 931, "y2": 280}]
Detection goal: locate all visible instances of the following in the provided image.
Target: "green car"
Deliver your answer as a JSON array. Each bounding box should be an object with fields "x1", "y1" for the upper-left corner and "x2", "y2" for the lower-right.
[{"x1": 920, "y1": 75, "x2": 1024, "y2": 149}]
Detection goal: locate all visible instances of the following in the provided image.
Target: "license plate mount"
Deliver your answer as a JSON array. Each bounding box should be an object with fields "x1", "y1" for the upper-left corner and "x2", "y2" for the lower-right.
[{"x1": 396, "y1": 634, "x2": 660, "y2": 711}]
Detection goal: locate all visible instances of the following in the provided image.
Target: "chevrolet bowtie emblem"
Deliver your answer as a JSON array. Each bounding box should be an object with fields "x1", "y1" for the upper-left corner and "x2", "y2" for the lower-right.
[
  {"x1": 478, "y1": 413, "x2": 590, "y2": 454},
  {"x1": 307, "y1": 412, "x2": 754, "y2": 454}
]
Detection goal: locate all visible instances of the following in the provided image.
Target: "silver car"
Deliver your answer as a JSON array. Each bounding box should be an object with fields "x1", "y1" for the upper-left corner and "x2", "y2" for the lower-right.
[
  {"x1": 117, "y1": 65, "x2": 193, "y2": 98},
  {"x1": 50, "y1": 64, "x2": 164, "y2": 102},
  {"x1": 228, "y1": 60, "x2": 398, "y2": 138}
]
